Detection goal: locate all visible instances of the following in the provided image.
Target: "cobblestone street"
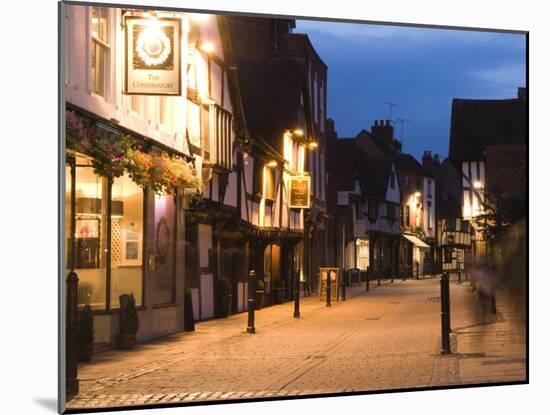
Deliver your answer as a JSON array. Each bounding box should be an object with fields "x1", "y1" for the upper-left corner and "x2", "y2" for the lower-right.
[{"x1": 67, "y1": 277, "x2": 526, "y2": 410}]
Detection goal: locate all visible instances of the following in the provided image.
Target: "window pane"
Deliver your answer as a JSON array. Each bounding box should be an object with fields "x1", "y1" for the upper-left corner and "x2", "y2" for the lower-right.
[
  {"x1": 357, "y1": 241, "x2": 369, "y2": 271},
  {"x1": 201, "y1": 104, "x2": 210, "y2": 158},
  {"x1": 152, "y1": 194, "x2": 176, "y2": 304},
  {"x1": 74, "y1": 161, "x2": 107, "y2": 310},
  {"x1": 92, "y1": 7, "x2": 108, "y2": 42},
  {"x1": 186, "y1": 101, "x2": 201, "y2": 148},
  {"x1": 92, "y1": 42, "x2": 106, "y2": 96},
  {"x1": 110, "y1": 174, "x2": 144, "y2": 308}
]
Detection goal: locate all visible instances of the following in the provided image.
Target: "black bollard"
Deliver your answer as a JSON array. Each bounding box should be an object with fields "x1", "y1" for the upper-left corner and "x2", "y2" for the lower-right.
[
  {"x1": 66, "y1": 272, "x2": 79, "y2": 397},
  {"x1": 416, "y1": 262, "x2": 420, "y2": 280},
  {"x1": 490, "y1": 294, "x2": 497, "y2": 314},
  {"x1": 440, "y1": 272, "x2": 451, "y2": 354},
  {"x1": 341, "y1": 270, "x2": 347, "y2": 301},
  {"x1": 366, "y1": 268, "x2": 370, "y2": 292},
  {"x1": 247, "y1": 270, "x2": 256, "y2": 333},
  {"x1": 326, "y1": 271, "x2": 332, "y2": 307},
  {"x1": 458, "y1": 269, "x2": 462, "y2": 284},
  {"x1": 294, "y1": 269, "x2": 301, "y2": 318}
]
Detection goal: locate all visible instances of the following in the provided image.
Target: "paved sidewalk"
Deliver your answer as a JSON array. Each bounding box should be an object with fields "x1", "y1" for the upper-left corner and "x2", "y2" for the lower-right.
[{"x1": 66, "y1": 277, "x2": 525, "y2": 411}]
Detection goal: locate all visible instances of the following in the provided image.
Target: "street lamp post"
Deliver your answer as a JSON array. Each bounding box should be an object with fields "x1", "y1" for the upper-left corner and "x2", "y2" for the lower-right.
[
  {"x1": 246, "y1": 269, "x2": 256, "y2": 333},
  {"x1": 326, "y1": 271, "x2": 332, "y2": 307},
  {"x1": 440, "y1": 272, "x2": 451, "y2": 354},
  {"x1": 294, "y1": 267, "x2": 300, "y2": 318},
  {"x1": 341, "y1": 270, "x2": 346, "y2": 300},
  {"x1": 285, "y1": 127, "x2": 318, "y2": 318}
]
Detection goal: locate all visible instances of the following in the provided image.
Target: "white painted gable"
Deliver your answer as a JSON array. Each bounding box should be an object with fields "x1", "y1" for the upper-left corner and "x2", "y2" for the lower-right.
[{"x1": 385, "y1": 163, "x2": 401, "y2": 203}]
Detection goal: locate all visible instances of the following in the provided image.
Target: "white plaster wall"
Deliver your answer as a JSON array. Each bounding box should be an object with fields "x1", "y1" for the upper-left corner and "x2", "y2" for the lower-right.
[{"x1": 65, "y1": 5, "x2": 189, "y2": 153}]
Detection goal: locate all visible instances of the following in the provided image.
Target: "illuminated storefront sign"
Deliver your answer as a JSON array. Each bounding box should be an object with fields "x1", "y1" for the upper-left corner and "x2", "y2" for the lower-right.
[
  {"x1": 289, "y1": 175, "x2": 311, "y2": 209},
  {"x1": 124, "y1": 16, "x2": 181, "y2": 95}
]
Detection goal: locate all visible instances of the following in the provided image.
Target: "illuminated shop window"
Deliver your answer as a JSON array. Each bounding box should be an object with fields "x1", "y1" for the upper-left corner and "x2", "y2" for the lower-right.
[
  {"x1": 65, "y1": 165, "x2": 72, "y2": 277},
  {"x1": 356, "y1": 240, "x2": 369, "y2": 271},
  {"x1": 152, "y1": 194, "x2": 176, "y2": 305},
  {"x1": 73, "y1": 156, "x2": 108, "y2": 310},
  {"x1": 110, "y1": 174, "x2": 144, "y2": 308},
  {"x1": 264, "y1": 167, "x2": 276, "y2": 201}
]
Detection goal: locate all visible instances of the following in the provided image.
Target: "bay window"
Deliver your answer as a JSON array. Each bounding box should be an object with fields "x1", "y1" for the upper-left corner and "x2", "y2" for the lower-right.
[
  {"x1": 67, "y1": 153, "x2": 145, "y2": 311},
  {"x1": 214, "y1": 105, "x2": 233, "y2": 170}
]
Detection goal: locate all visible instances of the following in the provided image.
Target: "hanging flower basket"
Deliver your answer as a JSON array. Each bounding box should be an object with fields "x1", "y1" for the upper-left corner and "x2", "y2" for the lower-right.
[{"x1": 66, "y1": 110, "x2": 203, "y2": 194}]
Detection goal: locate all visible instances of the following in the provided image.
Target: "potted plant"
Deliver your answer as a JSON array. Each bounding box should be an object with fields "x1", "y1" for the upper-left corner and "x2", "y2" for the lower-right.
[
  {"x1": 78, "y1": 304, "x2": 94, "y2": 362},
  {"x1": 117, "y1": 294, "x2": 139, "y2": 350},
  {"x1": 255, "y1": 279, "x2": 265, "y2": 310},
  {"x1": 272, "y1": 278, "x2": 285, "y2": 304},
  {"x1": 219, "y1": 279, "x2": 232, "y2": 317}
]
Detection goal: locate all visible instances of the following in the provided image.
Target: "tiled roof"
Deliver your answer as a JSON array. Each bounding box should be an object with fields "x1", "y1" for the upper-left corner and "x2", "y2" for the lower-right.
[
  {"x1": 235, "y1": 57, "x2": 307, "y2": 151},
  {"x1": 449, "y1": 97, "x2": 526, "y2": 161},
  {"x1": 394, "y1": 153, "x2": 426, "y2": 176},
  {"x1": 356, "y1": 158, "x2": 394, "y2": 199}
]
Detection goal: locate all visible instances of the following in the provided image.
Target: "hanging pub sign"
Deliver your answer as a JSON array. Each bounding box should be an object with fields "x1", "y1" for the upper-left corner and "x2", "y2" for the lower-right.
[
  {"x1": 124, "y1": 16, "x2": 182, "y2": 95},
  {"x1": 289, "y1": 175, "x2": 311, "y2": 209}
]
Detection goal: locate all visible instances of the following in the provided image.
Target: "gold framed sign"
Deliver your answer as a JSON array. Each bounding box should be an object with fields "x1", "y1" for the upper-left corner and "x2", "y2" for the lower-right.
[
  {"x1": 289, "y1": 175, "x2": 311, "y2": 209},
  {"x1": 124, "y1": 16, "x2": 182, "y2": 95}
]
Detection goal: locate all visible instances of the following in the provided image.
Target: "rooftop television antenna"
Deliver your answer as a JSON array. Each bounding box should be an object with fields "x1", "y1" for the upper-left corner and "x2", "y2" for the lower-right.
[
  {"x1": 395, "y1": 118, "x2": 412, "y2": 144},
  {"x1": 384, "y1": 102, "x2": 399, "y2": 124}
]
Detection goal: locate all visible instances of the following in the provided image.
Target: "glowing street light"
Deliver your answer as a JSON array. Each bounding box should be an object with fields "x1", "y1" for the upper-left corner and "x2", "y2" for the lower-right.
[
  {"x1": 200, "y1": 41, "x2": 215, "y2": 54},
  {"x1": 307, "y1": 141, "x2": 318, "y2": 150}
]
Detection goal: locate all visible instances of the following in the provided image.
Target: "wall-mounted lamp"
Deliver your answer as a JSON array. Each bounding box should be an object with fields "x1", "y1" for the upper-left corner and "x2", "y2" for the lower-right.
[
  {"x1": 266, "y1": 160, "x2": 278, "y2": 168},
  {"x1": 293, "y1": 128, "x2": 304, "y2": 137},
  {"x1": 199, "y1": 41, "x2": 215, "y2": 54},
  {"x1": 307, "y1": 142, "x2": 318, "y2": 150},
  {"x1": 414, "y1": 191, "x2": 421, "y2": 198},
  {"x1": 473, "y1": 181, "x2": 483, "y2": 189}
]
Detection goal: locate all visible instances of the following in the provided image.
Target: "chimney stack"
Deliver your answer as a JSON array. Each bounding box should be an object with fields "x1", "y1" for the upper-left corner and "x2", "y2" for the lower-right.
[
  {"x1": 326, "y1": 118, "x2": 338, "y2": 141},
  {"x1": 422, "y1": 150, "x2": 439, "y2": 175},
  {"x1": 371, "y1": 119, "x2": 394, "y2": 145}
]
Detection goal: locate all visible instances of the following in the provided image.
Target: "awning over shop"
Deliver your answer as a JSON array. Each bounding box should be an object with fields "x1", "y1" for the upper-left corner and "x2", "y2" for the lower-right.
[{"x1": 402, "y1": 234, "x2": 430, "y2": 248}]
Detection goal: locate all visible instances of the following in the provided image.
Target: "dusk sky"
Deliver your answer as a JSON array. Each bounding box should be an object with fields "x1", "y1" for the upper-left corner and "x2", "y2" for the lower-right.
[{"x1": 295, "y1": 20, "x2": 526, "y2": 160}]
